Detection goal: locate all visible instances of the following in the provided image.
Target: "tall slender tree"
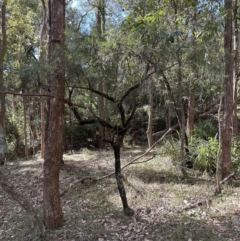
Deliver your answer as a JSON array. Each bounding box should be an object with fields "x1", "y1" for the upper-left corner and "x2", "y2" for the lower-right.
[
  {"x1": 0, "y1": 0, "x2": 7, "y2": 165},
  {"x1": 40, "y1": 0, "x2": 47, "y2": 158},
  {"x1": 43, "y1": 0, "x2": 65, "y2": 229},
  {"x1": 96, "y1": 0, "x2": 107, "y2": 149},
  {"x1": 220, "y1": 0, "x2": 233, "y2": 179},
  {"x1": 187, "y1": 0, "x2": 198, "y2": 138},
  {"x1": 232, "y1": 0, "x2": 239, "y2": 139}
]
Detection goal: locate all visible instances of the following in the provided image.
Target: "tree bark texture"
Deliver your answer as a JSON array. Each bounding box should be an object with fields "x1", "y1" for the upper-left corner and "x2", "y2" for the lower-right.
[
  {"x1": 221, "y1": 0, "x2": 233, "y2": 179},
  {"x1": 43, "y1": 0, "x2": 65, "y2": 229}
]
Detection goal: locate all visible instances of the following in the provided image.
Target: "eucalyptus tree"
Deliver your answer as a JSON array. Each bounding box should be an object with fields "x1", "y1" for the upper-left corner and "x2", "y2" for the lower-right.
[
  {"x1": 219, "y1": 0, "x2": 233, "y2": 181},
  {"x1": 43, "y1": 0, "x2": 65, "y2": 229}
]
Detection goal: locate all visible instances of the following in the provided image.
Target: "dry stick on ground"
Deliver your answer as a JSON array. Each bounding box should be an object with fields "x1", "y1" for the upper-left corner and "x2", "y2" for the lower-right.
[
  {"x1": 220, "y1": 172, "x2": 237, "y2": 185},
  {"x1": 0, "y1": 170, "x2": 44, "y2": 238},
  {"x1": 182, "y1": 198, "x2": 212, "y2": 210},
  {"x1": 61, "y1": 129, "x2": 172, "y2": 196}
]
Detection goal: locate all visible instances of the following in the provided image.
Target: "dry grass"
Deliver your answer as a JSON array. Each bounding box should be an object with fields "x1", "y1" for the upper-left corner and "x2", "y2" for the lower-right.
[{"x1": 1, "y1": 147, "x2": 240, "y2": 240}]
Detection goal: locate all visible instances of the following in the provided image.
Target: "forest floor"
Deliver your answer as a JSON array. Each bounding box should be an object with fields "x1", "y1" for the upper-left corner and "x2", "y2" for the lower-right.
[{"x1": 1, "y1": 146, "x2": 240, "y2": 241}]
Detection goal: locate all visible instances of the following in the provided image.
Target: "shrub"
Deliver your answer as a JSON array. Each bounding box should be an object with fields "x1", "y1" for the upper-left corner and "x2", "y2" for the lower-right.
[{"x1": 188, "y1": 137, "x2": 218, "y2": 174}]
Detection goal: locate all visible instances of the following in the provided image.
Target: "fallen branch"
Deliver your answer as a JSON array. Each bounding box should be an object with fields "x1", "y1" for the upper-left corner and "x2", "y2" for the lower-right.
[
  {"x1": 89, "y1": 127, "x2": 172, "y2": 182},
  {"x1": 131, "y1": 154, "x2": 156, "y2": 164},
  {"x1": 220, "y1": 172, "x2": 236, "y2": 185},
  {"x1": 0, "y1": 170, "x2": 44, "y2": 239},
  {"x1": 61, "y1": 128, "x2": 172, "y2": 196},
  {"x1": 182, "y1": 199, "x2": 212, "y2": 210}
]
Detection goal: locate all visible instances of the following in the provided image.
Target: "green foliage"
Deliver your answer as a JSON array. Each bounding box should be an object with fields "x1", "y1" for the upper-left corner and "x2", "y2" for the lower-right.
[
  {"x1": 189, "y1": 137, "x2": 240, "y2": 175},
  {"x1": 5, "y1": 119, "x2": 25, "y2": 160},
  {"x1": 194, "y1": 120, "x2": 219, "y2": 140},
  {"x1": 161, "y1": 137, "x2": 182, "y2": 163},
  {"x1": 188, "y1": 137, "x2": 218, "y2": 174}
]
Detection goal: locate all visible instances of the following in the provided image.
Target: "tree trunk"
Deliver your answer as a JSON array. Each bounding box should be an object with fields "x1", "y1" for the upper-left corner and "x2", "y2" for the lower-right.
[
  {"x1": 96, "y1": 0, "x2": 107, "y2": 149},
  {"x1": 113, "y1": 134, "x2": 134, "y2": 216},
  {"x1": 173, "y1": 0, "x2": 188, "y2": 175},
  {"x1": 187, "y1": 0, "x2": 197, "y2": 138},
  {"x1": 188, "y1": 84, "x2": 195, "y2": 137},
  {"x1": 216, "y1": 97, "x2": 223, "y2": 193},
  {"x1": 40, "y1": 0, "x2": 47, "y2": 158},
  {"x1": 221, "y1": 0, "x2": 233, "y2": 179},
  {"x1": 146, "y1": 79, "x2": 154, "y2": 148},
  {"x1": 98, "y1": 82, "x2": 105, "y2": 148},
  {"x1": 232, "y1": 0, "x2": 239, "y2": 139},
  {"x1": 23, "y1": 96, "x2": 29, "y2": 160},
  {"x1": 43, "y1": 0, "x2": 65, "y2": 229},
  {"x1": 0, "y1": 0, "x2": 7, "y2": 165}
]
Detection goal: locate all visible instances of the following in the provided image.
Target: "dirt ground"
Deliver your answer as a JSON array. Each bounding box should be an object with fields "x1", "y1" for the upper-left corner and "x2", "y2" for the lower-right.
[{"x1": 1, "y1": 147, "x2": 240, "y2": 241}]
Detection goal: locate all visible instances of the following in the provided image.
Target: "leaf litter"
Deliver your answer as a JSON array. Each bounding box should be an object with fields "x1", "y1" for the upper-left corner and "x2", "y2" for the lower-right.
[{"x1": 0, "y1": 148, "x2": 240, "y2": 240}]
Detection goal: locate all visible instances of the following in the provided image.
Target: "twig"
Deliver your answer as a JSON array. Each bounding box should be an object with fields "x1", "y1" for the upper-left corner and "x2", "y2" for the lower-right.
[
  {"x1": 121, "y1": 128, "x2": 172, "y2": 169},
  {"x1": 220, "y1": 172, "x2": 236, "y2": 185},
  {"x1": 131, "y1": 154, "x2": 156, "y2": 164},
  {"x1": 182, "y1": 199, "x2": 212, "y2": 210},
  {"x1": 93, "y1": 128, "x2": 172, "y2": 181}
]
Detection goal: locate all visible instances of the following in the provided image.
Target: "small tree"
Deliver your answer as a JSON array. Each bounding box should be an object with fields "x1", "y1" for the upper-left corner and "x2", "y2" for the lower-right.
[{"x1": 76, "y1": 66, "x2": 155, "y2": 215}]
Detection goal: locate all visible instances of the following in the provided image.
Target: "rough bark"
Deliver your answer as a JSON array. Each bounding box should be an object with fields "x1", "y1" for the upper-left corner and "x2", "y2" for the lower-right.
[
  {"x1": 221, "y1": 0, "x2": 233, "y2": 179},
  {"x1": 43, "y1": 0, "x2": 65, "y2": 229}
]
